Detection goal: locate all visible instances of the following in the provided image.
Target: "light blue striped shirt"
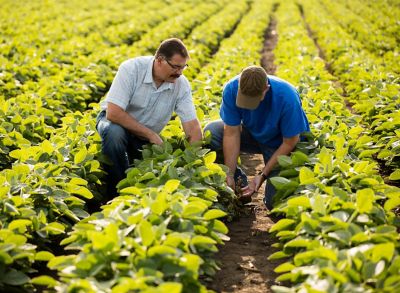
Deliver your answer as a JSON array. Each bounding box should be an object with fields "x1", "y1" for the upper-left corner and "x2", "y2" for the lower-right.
[{"x1": 100, "y1": 56, "x2": 197, "y2": 133}]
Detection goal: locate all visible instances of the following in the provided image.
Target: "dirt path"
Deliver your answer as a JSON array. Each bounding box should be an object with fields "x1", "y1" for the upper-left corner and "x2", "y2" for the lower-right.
[
  {"x1": 208, "y1": 154, "x2": 282, "y2": 292},
  {"x1": 208, "y1": 10, "x2": 281, "y2": 291}
]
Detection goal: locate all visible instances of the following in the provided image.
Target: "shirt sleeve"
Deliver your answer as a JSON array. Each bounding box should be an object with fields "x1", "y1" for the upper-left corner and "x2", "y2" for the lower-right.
[
  {"x1": 104, "y1": 62, "x2": 135, "y2": 110},
  {"x1": 220, "y1": 82, "x2": 241, "y2": 126},
  {"x1": 280, "y1": 93, "x2": 310, "y2": 138},
  {"x1": 175, "y1": 82, "x2": 197, "y2": 123}
]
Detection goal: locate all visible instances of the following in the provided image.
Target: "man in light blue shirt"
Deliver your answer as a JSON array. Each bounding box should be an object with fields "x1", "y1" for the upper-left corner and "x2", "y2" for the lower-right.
[
  {"x1": 205, "y1": 66, "x2": 310, "y2": 209},
  {"x1": 97, "y1": 38, "x2": 202, "y2": 198}
]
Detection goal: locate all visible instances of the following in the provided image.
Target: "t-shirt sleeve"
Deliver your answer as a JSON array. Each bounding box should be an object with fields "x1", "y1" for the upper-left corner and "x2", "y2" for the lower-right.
[
  {"x1": 175, "y1": 82, "x2": 197, "y2": 123},
  {"x1": 220, "y1": 82, "x2": 241, "y2": 126},
  {"x1": 280, "y1": 93, "x2": 309, "y2": 138},
  {"x1": 104, "y1": 62, "x2": 135, "y2": 110}
]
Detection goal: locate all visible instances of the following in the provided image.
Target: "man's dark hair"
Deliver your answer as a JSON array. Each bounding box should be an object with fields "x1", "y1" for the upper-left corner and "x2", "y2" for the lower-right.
[{"x1": 155, "y1": 38, "x2": 189, "y2": 59}]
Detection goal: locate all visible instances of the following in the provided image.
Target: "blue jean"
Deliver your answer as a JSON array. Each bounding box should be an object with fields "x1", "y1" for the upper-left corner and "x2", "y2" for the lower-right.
[
  {"x1": 204, "y1": 120, "x2": 279, "y2": 210},
  {"x1": 96, "y1": 111, "x2": 147, "y2": 199}
]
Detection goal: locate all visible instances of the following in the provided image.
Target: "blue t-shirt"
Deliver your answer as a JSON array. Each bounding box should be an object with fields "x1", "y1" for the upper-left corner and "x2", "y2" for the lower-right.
[{"x1": 220, "y1": 75, "x2": 310, "y2": 148}]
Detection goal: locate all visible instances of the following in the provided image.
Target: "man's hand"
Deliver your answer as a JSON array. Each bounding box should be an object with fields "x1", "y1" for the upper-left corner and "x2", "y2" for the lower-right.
[
  {"x1": 107, "y1": 102, "x2": 162, "y2": 142},
  {"x1": 149, "y1": 132, "x2": 163, "y2": 145},
  {"x1": 182, "y1": 119, "x2": 202, "y2": 143},
  {"x1": 247, "y1": 174, "x2": 264, "y2": 195},
  {"x1": 226, "y1": 175, "x2": 235, "y2": 191}
]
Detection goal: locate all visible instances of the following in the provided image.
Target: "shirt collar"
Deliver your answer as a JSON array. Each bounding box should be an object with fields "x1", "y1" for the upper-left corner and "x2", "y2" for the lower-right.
[{"x1": 144, "y1": 56, "x2": 155, "y2": 84}]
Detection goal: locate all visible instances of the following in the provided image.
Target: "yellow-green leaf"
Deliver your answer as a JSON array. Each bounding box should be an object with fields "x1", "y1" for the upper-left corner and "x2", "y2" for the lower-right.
[{"x1": 74, "y1": 146, "x2": 87, "y2": 165}]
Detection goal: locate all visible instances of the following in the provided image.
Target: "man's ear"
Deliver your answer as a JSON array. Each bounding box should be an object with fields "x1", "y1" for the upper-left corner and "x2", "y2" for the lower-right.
[{"x1": 260, "y1": 87, "x2": 269, "y2": 101}]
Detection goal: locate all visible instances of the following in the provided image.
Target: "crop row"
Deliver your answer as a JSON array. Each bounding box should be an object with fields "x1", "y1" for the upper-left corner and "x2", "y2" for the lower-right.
[
  {"x1": 0, "y1": 0, "x2": 265, "y2": 290},
  {"x1": 265, "y1": 1, "x2": 400, "y2": 292},
  {"x1": 301, "y1": 0, "x2": 400, "y2": 182},
  {"x1": 317, "y1": 0, "x2": 398, "y2": 56},
  {"x1": 0, "y1": 0, "x2": 229, "y2": 170},
  {"x1": 361, "y1": 0, "x2": 400, "y2": 32},
  {"x1": 0, "y1": 0, "x2": 193, "y2": 100},
  {"x1": 40, "y1": 139, "x2": 236, "y2": 292},
  {"x1": 190, "y1": 0, "x2": 275, "y2": 123},
  {"x1": 39, "y1": 0, "x2": 275, "y2": 290},
  {"x1": 334, "y1": 0, "x2": 400, "y2": 47}
]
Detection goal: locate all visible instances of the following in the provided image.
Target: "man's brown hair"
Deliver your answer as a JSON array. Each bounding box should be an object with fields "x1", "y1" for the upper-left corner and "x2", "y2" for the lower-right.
[
  {"x1": 155, "y1": 38, "x2": 189, "y2": 59},
  {"x1": 236, "y1": 66, "x2": 268, "y2": 110}
]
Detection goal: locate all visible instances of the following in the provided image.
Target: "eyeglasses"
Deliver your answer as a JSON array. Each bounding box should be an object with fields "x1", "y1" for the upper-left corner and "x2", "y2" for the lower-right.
[{"x1": 164, "y1": 58, "x2": 189, "y2": 71}]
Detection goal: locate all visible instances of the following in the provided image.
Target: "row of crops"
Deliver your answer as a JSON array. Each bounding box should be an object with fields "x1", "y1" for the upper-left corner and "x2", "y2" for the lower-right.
[
  {"x1": 0, "y1": 0, "x2": 399, "y2": 291},
  {"x1": 266, "y1": 1, "x2": 400, "y2": 291}
]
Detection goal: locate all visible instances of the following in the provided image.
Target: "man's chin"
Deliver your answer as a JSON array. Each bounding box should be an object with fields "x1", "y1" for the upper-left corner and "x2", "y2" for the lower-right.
[{"x1": 166, "y1": 77, "x2": 179, "y2": 83}]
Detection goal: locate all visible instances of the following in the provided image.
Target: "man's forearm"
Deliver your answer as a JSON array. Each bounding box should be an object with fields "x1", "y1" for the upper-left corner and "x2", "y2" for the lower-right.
[
  {"x1": 261, "y1": 136, "x2": 299, "y2": 176},
  {"x1": 106, "y1": 106, "x2": 155, "y2": 141},
  {"x1": 182, "y1": 119, "x2": 203, "y2": 143},
  {"x1": 223, "y1": 133, "x2": 240, "y2": 175}
]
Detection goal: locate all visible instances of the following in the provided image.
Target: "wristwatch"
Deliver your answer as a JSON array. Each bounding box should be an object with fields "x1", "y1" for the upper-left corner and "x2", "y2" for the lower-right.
[{"x1": 258, "y1": 171, "x2": 268, "y2": 181}]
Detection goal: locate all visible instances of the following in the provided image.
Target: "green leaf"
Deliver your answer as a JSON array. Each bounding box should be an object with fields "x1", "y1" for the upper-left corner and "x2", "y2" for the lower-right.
[
  {"x1": 322, "y1": 268, "x2": 347, "y2": 283},
  {"x1": 151, "y1": 194, "x2": 167, "y2": 215},
  {"x1": 311, "y1": 195, "x2": 326, "y2": 215},
  {"x1": 203, "y1": 209, "x2": 226, "y2": 220},
  {"x1": 279, "y1": 168, "x2": 299, "y2": 177},
  {"x1": 3, "y1": 269, "x2": 30, "y2": 285},
  {"x1": 148, "y1": 245, "x2": 177, "y2": 256},
  {"x1": 74, "y1": 146, "x2": 87, "y2": 164},
  {"x1": 362, "y1": 262, "x2": 376, "y2": 279},
  {"x1": 138, "y1": 220, "x2": 155, "y2": 247},
  {"x1": 384, "y1": 196, "x2": 400, "y2": 211},
  {"x1": 164, "y1": 179, "x2": 180, "y2": 193},
  {"x1": 203, "y1": 151, "x2": 216, "y2": 165},
  {"x1": 156, "y1": 282, "x2": 183, "y2": 293},
  {"x1": 42, "y1": 140, "x2": 54, "y2": 154},
  {"x1": 69, "y1": 185, "x2": 93, "y2": 199},
  {"x1": 8, "y1": 219, "x2": 32, "y2": 232},
  {"x1": 327, "y1": 230, "x2": 351, "y2": 245},
  {"x1": 356, "y1": 188, "x2": 374, "y2": 213},
  {"x1": 287, "y1": 196, "x2": 310, "y2": 208},
  {"x1": 371, "y1": 243, "x2": 395, "y2": 262},
  {"x1": 190, "y1": 235, "x2": 217, "y2": 246},
  {"x1": 31, "y1": 275, "x2": 57, "y2": 287},
  {"x1": 5, "y1": 235, "x2": 27, "y2": 245},
  {"x1": 294, "y1": 247, "x2": 337, "y2": 265},
  {"x1": 43, "y1": 222, "x2": 65, "y2": 235},
  {"x1": 182, "y1": 202, "x2": 208, "y2": 218},
  {"x1": 69, "y1": 178, "x2": 87, "y2": 186},
  {"x1": 274, "y1": 262, "x2": 296, "y2": 273},
  {"x1": 270, "y1": 177, "x2": 292, "y2": 190},
  {"x1": 299, "y1": 167, "x2": 318, "y2": 185},
  {"x1": 284, "y1": 238, "x2": 311, "y2": 249},
  {"x1": 120, "y1": 186, "x2": 142, "y2": 195},
  {"x1": 139, "y1": 172, "x2": 156, "y2": 182},
  {"x1": 268, "y1": 251, "x2": 292, "y2": 260},
  {"x1": 211, "y1": 219, "x2": 228, "y2": 234},
  {"x1": 35, "y1": 251, "x2": 55, "y2": 261},
  {"x1": 270, "y1": 285, "x2": 293, "y2": 293},
  {"x1": 277, "y1": 155, "x2": 292, "y2": 167},
  {"x1": 270, "y1": 219, "x2": 296, "y2": 233},
  {"x1": 291, "y1": 151, "x2": 310, "y2": 166},
  {"x1": 0, "y1": 251, "x2": 13, "y2": 264},
  {"x1": 180, "y1": 253, "x2": 203, "y2": 274},
  {"x1": 276, "y1": 272, "x2": 297, "y2": 282},
  {"x1": 389, "y1": 169, "x2": 400, "y2": 180}
]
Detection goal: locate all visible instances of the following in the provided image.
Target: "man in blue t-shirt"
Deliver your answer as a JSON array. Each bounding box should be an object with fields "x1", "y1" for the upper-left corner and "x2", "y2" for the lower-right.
[{"x1": 204, "y1": 66, "x2": 310, "y2": 209}]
